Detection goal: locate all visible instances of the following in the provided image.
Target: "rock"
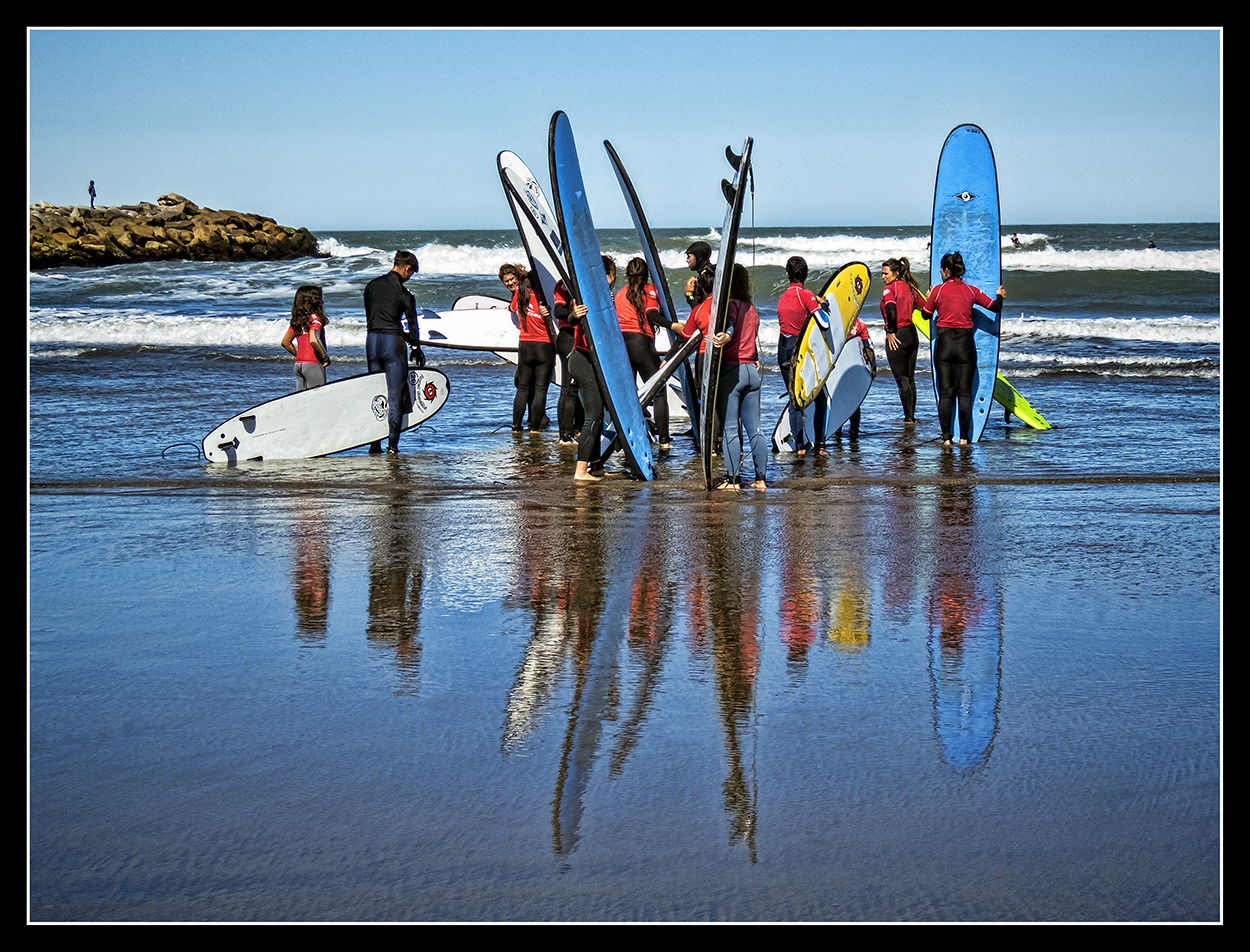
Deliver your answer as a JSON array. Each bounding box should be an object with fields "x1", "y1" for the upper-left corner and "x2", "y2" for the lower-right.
[{"x1": 29, "y1": 196, "x2": 326, "y2": 270}]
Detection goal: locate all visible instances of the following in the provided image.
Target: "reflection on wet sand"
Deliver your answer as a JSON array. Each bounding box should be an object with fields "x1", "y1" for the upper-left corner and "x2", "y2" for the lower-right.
[
  {"x1": 926, "y1": 453, "x2": 1004, "y2": 774},
  {"x1": 364, "y1": 489, "x2": 426, "y2": 695},
  {"x1": 701, "y1": 502, "x2": 761, "y2": 862},
  {"x1": 549, "y1": 493, "x2": 647, "y2": 856},
  {"x1": 291, "y1": 502, "x2": 331, "y2": 644}
]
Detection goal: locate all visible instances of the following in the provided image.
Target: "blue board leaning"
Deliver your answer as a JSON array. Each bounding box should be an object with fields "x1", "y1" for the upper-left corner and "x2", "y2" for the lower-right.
[
  {"x1": 548, "y1": 110, "x2": 655, "y2": 480},
  {"x1": 929, "y1": 123, "x2": 1001, "y2": 444}
]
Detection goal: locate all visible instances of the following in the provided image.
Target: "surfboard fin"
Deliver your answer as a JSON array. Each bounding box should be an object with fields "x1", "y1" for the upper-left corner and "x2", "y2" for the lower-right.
[
  {"x1": 726, "y1": 145, "x2": 743, "y2": 170},
  {"x1": 721, "y1": 179, "x2": 736, "y2": 205}
]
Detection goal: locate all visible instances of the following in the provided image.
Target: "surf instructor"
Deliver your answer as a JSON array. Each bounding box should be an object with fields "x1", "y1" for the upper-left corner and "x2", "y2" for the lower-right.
[{"x1": 364, "y1": 250, "x2": 425, "y2": 456}]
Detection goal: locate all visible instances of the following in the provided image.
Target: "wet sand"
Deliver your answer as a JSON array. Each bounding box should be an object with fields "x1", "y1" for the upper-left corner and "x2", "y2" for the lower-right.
[{"x1": 28, "y1": 437, "x2": 1221, "y2": 921}]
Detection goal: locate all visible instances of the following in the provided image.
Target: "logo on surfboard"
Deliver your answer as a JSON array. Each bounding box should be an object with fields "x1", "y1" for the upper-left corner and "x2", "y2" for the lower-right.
[
  {"x1": 955, "y1": 190, "x2": 978, "y2": 203},
  {"x1": 371, "y1": 395, "x2": 387, "y2": 421}
]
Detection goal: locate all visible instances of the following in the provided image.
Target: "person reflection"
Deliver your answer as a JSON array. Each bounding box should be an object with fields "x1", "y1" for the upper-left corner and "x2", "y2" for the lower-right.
[
  {"x1": 365, "y1": 495, "x2": 425, "y2": 695},
  {"x1": 926, "y1": 457, "x2": 1003, "y2": 774},
  {"x1": 291, "y1": 505, "x2": 330, "y2": 644},
  {"x1": 702, "y1": 502, "x2": 761, "y2": 862}
]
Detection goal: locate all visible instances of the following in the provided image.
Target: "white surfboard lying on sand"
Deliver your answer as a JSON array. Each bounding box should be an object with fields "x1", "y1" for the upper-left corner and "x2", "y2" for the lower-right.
[{"x1": 203, "y1": 367, "x2": 450, "y2": 462}]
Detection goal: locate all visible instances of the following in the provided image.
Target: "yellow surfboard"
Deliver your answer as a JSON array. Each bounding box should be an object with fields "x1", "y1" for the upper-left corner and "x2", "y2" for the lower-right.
[
  {"x1": 788, "y1": 262, "x2": 872, "y2": 410},
  {"x1": 912, "y1": 309, "x2": 1051, "y2": 429}
]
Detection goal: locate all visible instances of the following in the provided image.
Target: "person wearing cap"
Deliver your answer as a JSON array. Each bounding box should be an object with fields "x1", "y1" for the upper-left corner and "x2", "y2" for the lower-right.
[
  {"x1": 684, "y1": 240, "x2": 714, "y2": 308},
  {"x1": 364, "y1": 249, "x2": 425, "y2": 455}
]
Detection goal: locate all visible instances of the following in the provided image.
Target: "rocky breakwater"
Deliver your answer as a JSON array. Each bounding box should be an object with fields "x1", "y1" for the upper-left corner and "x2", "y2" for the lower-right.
[{"x1": 29, "y1": 193, "x2": 324, "y2": 270}]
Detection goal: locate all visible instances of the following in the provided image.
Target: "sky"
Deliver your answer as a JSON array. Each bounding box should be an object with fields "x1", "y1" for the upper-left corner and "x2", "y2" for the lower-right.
[{"x1": 27, "y1": 27, "x2": 1222, "y2": 232}]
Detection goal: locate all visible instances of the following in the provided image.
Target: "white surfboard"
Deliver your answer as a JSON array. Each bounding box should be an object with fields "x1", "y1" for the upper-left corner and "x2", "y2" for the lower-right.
[
  {"x1": 420, "y1": 295, "x2": 518, "y2": 353},
  {"x1": 772, "y1": 338, "x2": 873, "y2": 451},
  {"x1": 203, "y1": 367, "x2": 450, "y2": 462}
]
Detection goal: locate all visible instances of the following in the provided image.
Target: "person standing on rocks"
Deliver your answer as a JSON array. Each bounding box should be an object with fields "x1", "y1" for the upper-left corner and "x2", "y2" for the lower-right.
[{"x1": 88, "y1": 181, "x2": 96, "y2": 208}]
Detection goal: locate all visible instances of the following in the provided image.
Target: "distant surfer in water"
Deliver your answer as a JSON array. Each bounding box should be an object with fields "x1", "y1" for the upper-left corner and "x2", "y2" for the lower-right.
[
  {"x1": 880, "y1": 256, "x2": 924, "y2": 425},
  {"x1": 776, "y1": 256, "x2": 829, "y2": 458},
  {"x1": 921, "y1": 251, "x2": 1005, "y2": 447},
  {"x1": 364, "y1": 250, "x2": 424, "y2": 456},
  {"x1": 684, "y1": 240, "x2": 714, "y2": 308},
  {"x1": 499, "y1": 263, "x2": 555, "y2": 433},
  {"x1": 281, "y1": 285, "x2": 331, "y2": 391}
]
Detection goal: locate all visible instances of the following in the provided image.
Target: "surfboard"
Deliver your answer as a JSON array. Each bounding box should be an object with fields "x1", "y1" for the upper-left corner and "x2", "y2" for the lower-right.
[
  {"x1": 548, "y1": 110, "x2": 654, "y2": 480},
  {"x1": 699, "y1": 137, "x2": 753, "y2": 489},
  {"x1": 788, "y1": 262, "x2": 872, "y2": 411},
  {"x1": 911, "y1": 311, "x2": 1050, "y2": 429},
  {"x1": 420, "y1": 296, "x2": 517, "y2": 353},
  {"x1": 823, "y1": 335, "x2": 875, "y2": 436},
  {"x1": 772, "y1": 335, "x2": 875, "y2": 451},
  {"x1": 498, "y1": 150, "x2": 566, "y2": 344},
  {"x1": 203, "y1": 367, "x2": 450, "y2": 462},
  {"x1": 929, "y1": 123, "x2": 1001, "y2": 443},
  {"x1": 603, "y1": 139, "x2": 700, "y2": 443}
]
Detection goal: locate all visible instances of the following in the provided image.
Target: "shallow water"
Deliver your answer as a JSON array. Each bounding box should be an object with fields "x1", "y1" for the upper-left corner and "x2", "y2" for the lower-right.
[{"x1": 28, "y1": 356, "x2": 1222, "y2": 920}]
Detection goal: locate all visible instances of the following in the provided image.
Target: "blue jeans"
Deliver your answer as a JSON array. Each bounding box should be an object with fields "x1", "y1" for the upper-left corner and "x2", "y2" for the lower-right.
[{"x1": 718, "y1": 362, "x2": 767, "y2": 483}]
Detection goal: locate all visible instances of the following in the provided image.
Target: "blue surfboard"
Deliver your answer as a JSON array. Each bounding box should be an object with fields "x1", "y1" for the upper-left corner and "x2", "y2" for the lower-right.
[
  {"x1": 929, "y1": 123, "x2": 1001, "y2": 444},
  {"x1": 699, "y1": 137, "x2": 753, "y2": 489},
  {"x1": 603, "y1": 139, "x2": 700, "y2": 448},
  {"x1": 548, "y1": 111, "x2": 655, "y2": 480}
]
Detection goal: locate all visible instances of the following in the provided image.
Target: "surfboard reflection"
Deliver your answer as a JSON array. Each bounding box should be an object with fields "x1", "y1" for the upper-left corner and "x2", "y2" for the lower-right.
[
  {"x1": 499, "y1": 492, "x2": 661, "y2": 857},
  {"x1": 925, "y1": 455, "x2": 1004, "y2": 774},
  {"x1": 364, "y1": 491, "x2": 426, "y2": 695}
]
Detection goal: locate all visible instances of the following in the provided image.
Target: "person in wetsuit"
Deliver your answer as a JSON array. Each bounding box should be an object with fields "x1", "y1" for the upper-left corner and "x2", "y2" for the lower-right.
[
  {"x1": 880, "y1": 256, "x2": 925, "y2": 425},
  {"x1": 921, "y1": 250, "x2": 1004, "y2": 447},
  {"x1": 364, "y1": 250, "x2": 425, "y2": 455}
]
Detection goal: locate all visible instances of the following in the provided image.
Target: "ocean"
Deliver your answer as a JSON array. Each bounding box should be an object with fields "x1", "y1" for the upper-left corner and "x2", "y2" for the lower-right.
[{"x1": 28, "y1": 222, "x2": 1222, "y2": 922}]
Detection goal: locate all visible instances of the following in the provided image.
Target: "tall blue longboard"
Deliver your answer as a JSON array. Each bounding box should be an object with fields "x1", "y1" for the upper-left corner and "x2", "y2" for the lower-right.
[
  {"x1": 929, "y1": 123, "x2": 1001, "y2": 444},
  {"x1": 699, "y1": 137, "x2": 753, "y2": 489},
  {"x1": 548, "y1": 110, "x2": 655, "y2": 480},
  {"x1": 603, "y1": 139, "x2": 700, "y2": 447}
]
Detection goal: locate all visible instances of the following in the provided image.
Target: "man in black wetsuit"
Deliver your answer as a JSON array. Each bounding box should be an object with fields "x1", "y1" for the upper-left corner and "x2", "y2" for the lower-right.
[
  {"x1": 364, "y1": 250, "x2": 425, "y2": 455},
  {"x1": 684, "y1": 240, "x2": 714, "y2": 309}
]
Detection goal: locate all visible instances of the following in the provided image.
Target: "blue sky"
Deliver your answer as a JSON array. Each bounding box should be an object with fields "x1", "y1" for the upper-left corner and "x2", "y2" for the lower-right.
[{"x1": 27, "y1": 27, "x2": 1222, "y2": 231}]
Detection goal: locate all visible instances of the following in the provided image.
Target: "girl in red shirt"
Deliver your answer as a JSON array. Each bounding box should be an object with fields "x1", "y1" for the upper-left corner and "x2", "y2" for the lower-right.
[
  {"x1": 921, "y1": 251, "x2": 1005, "y2": 446},
  {"x1": 879, "y1": 256, "x2": 925, "y2": 424},
  {"x1": 711, "y1": 264, "x2": 767, "y2": 490},
  {"x1": 614, "y1": 257, "x2": 681, "y2": 450},
  {"x1": 499, "y1": 263, "x2": 555, "y2": 433},
  {"x1": 280, "y1": 285, "x2": 330, "y2": 391}
]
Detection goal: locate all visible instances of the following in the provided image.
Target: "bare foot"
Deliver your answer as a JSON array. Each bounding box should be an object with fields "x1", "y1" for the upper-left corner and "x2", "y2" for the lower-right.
[
  {"x1": 752, "y1": 480, "x2": 767, "y2": 490},
  {"x1": 714, "y1": 479, "x2": 739, "y2": 491},
  {"x1": 574, "y1": 461, "x2": 602, "y2": 481},
  {"x1": 959, "y1": 439, "x2": 969, "y2": 447}
]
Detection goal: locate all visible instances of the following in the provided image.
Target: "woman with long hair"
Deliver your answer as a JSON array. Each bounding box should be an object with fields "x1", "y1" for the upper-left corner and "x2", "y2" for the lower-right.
[
  {"x1": 880, "y1": 256, "x2": 925, "y2": 425},
  {"x1": 711, "y1": 264, "x2": 767, "y2": 490},
  {"x1": 921, "y1": 251, "x2": 1005, "y2": 446},
  {"x1": 614, "y1": 257, "x2": 681, "y2": 451},
  {"x1": 280, "y1": 285, "x2": 330, "y2": 391},
  {"x1": 499, "y1": 263, "x2": 555, "y2": 433}
]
